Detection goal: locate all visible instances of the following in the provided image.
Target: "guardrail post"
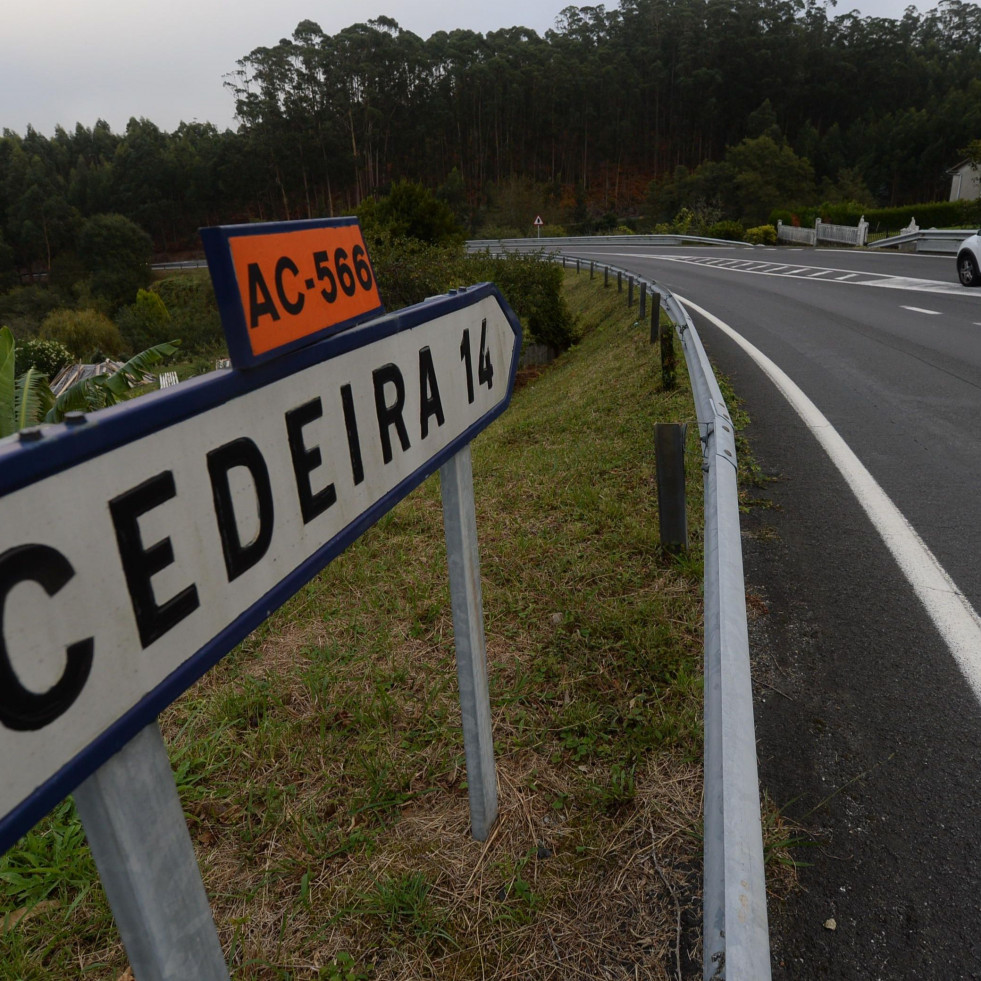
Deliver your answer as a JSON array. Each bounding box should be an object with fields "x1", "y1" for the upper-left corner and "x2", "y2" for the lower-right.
[
  {"x1": 604, "y1": 265, "x2": 609, "y2": 288},
  {"x1": 654, "y1": 423, "x2": 688, "y2": 553},
  {"x1": 617, "y1": 270, "x2": 622, "y2": 293},
  {"x1": 440, "y1": 444, "x2": 498, "y2": 841},
  {"x1": 659, "y1": 319, "x2": 676, "y2": 390},
  {"x1": 628, "y1": 277, "x2": 634, "y2": 306},
  {"x1": 73, "y1": 721, "x2": 229, "y2": 981},
  {"x1": 576, "y1": 258, "x2": 581, "y2": 274},
  {"x1": 590, "y1": 260, "x2": 595, "y2": 280},
  {"x1": 650, "y1": 290, "x2": 661, "y2": 344},
  {"x1": 639, "y1": 282, "x2": 647, "y2": 320}
]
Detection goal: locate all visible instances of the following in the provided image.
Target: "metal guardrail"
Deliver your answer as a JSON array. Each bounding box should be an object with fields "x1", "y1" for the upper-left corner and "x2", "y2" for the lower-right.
[
  {"x1": 868, "y1": 228, "x2": 975, "y2": 254},
  {"x1": 151, "y1": 259, "x2": 208, "y2": 270},
  {"x1": 515, "y1": 249, "x2": 771, "y2": 979},
  {"x1": 661, "y1": 290, "x2": 771, "y2": 981},
  {"x1": 467, "y1": 233, "x2": 755, "y2": 251}
]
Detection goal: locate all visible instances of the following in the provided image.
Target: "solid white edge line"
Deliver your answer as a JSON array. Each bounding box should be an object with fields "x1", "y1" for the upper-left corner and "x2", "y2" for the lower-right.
[{"x1": 676, "y1": 293, "x2": 981, "y2": 703}]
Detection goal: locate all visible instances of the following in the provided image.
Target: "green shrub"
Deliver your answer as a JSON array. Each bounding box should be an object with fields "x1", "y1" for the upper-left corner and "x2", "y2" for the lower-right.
[
  {"x1": 0, "y1": 285, "x2": 68, "y2": 338},
  {"x1": 151, "y1": 272, "x2": 225, "y2": 353},
  {"x1": 78, "y1": 213, "x2": 153, "y2": 311},
  {"x1": 466, "y1": 252, "x2": 576, "y2": 350},
  {"x1": 367, "y1": 237, "x2": 467, "y2": 312},
  {"x1": 39, "y1": 308, "x2": 125, "y2": 361},
  {"x1": 704, "y1": 221, "x2": 746, "y2": 241},
  {"x1": 367, "y1": 238, "x2": 576, "y2": 350},
  {"x1": 745, "y1": 224, "x2": 777, "y2": 245},
  {"x1": 14, "y1": 336, "x2": 73, "y2": 377},
  {"x1": 117, "y1": 288, "x2": 172, "y2": 351}
]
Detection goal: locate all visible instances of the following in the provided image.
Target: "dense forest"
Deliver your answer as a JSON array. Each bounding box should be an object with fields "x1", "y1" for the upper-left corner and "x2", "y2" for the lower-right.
[{"x1": 2, "y1": 0, "x2": 981, "y2": 274}]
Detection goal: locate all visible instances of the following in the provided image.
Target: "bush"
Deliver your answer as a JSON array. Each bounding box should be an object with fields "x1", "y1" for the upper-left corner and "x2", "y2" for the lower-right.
[
  {"x1": 745, "y1": 224, "x2": 777, "y2": 245},
  {"x1": 117, "y1": 289, "x2": 172, "y2": 351},
  {"x1": 466, "y1": 252, "x2": 576, "y2": 350},
  {"x1": 13, "y1": 336, "x2": 73, "y2": 377},
  {"x1": 39, "y1": 308, "x2": 125, "y2": 361},
  {"x1": 78, "y1": 213, "x2": 153, "y2": 311},
  {"x1": 0, "y1": 285, "x2": 69, "y2": 338},
  {"x1": 474, "y1": 225, "x2": 526, "y2": 240},
  {"x1": 356, "y1": 236, "x2": 464, "y2": 313},
  {"x1": 368, "y1": 238, "x2": 576, "y2": 351},
  {"x1": 704, "y1": 221, "x2": 746, "y2": 241},
  {"x1": 151, "y1": 272, "x2": 225, "y2": 353},
  {"x1": 358, "y1": 180, "x2": 464, "y2": 247}
]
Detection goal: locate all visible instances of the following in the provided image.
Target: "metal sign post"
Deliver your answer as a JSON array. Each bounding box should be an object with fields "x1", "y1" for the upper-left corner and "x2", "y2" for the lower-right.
[
  {"x1": 440, "y1": 445, "x2": 498, "y2": 839},
  {"x1": 73, "y1": 722, "x2": 229, "y2": 981}
]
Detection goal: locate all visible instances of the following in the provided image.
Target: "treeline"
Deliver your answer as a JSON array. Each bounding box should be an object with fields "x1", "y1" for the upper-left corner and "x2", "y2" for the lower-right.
[{"x1": 2, "y1": 0, "x2": 981, "y2": 275}]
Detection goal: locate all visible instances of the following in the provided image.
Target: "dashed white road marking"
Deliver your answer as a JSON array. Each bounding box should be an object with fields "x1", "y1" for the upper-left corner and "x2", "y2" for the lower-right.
[
  {"x1": 901, "y1": 305, "x2": 942, "y2": 315},
  {"x1": 677, "y1": 293, "x2": 981, "y2": 706}
]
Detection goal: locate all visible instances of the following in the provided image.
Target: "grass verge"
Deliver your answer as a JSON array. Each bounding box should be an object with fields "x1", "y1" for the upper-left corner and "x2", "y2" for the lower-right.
[{"x1": 1, "y1": 272, "x2": 707, "y2": 980}]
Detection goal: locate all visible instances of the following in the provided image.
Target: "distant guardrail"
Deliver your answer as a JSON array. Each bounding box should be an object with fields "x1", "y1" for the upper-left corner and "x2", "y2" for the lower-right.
[
  {"x1": 868, "y1": 227, "x2": 975, "y2": 254},
  {"x1": 151, "y1": 259, "x2": 208, "y2": 271},
  {"x1": 467, "y1": 233, "x2": 755, "y2": 251}
]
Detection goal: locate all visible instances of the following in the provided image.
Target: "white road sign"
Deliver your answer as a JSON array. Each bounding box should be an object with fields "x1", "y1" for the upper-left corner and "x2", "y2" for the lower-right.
[{"x1": 0, "y1": 284, "x2": 520, "y2": 853}]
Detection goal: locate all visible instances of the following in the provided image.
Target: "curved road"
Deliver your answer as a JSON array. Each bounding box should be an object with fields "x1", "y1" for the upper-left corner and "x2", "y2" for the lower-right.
[{"x1": 566, "y1": 243, "x2": 981, "y2": 979}]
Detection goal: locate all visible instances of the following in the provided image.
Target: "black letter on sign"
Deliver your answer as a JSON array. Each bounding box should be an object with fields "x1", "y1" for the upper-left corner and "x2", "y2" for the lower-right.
[
  {"x1": 286, "y1": 398, "x2": 337, "y2": 523},
  {"x1": 373, "y1": 363, "x2": 410, "y2": 465},
  {"x1": 247, "y1": 262, "x2": 280, "y2": 329},
  {"x1": 418, "y1": 347, "x2": 445, "y2": 440},
  {"x1": 0, "y1": 545, "x2": 93, "y2": 731},
  {"x1": 207, "y1": 438, "x2": 275, "y2": 582},
  {"x1": 340, "y1": 384, "x2": 364, "y2": 486},
  {"x1": 109, "y1": 472, "x2": 200, "y2": 649},
  {"x1": 275, "y1": 256, "x2": 305, "y2": 316}
]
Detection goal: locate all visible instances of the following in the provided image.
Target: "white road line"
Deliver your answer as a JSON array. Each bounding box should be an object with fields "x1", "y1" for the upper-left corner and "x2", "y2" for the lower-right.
[
  {"x1": 678, "y1": 293, "x2": 981, "y2": 705},
  {"x1": 901, "y1": 305, "x2": 942, "y2": 315}
]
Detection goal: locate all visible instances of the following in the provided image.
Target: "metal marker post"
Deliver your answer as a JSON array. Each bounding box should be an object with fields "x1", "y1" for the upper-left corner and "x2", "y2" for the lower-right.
[
  {"x1": 440, "y1": 444, "x2": 498, "y2": 840},
  {"x1": 74, "y1": 722, "x2": 229, "y2": 981},
  {"x1": 650, "y1": 290, "x2": 661, "y2": 343}
]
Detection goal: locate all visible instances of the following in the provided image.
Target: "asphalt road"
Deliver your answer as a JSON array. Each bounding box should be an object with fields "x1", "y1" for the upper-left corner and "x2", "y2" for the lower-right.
[{"x1": 563, "y1": 243, "x2": 981, "y2": 979}]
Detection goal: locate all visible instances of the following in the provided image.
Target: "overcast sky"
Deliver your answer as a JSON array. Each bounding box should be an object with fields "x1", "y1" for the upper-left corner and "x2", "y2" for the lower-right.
[{"x1": 2, "y1": 0, "x2": 944, "y2": 138}]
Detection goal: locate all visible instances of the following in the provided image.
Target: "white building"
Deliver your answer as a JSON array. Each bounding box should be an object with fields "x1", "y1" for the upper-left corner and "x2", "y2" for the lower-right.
[{"x1": 947, "y1": 159, "x2": 981, "y2": 202}]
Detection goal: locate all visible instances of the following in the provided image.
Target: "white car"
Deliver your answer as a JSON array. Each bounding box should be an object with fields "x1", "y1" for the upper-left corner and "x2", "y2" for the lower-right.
[{"x1": 956, "y1": 231, "x2": 981, "y2": 287}]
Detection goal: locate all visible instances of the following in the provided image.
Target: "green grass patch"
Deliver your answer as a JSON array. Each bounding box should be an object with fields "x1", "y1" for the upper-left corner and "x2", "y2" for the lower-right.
[{"x1": 1, "y1": 271, "x2": 706, "y2": 979}]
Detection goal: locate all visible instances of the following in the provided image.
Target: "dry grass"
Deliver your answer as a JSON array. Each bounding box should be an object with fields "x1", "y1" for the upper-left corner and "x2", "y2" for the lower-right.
[{"x1": 2, "y1": 272, "x2": 708, "y2": 980}]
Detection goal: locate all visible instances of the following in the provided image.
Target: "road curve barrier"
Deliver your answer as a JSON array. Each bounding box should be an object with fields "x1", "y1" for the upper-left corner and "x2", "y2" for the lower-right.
[
  {"x1": 660, "y1": 289, "x2": 771, "y2": 981},
  {"x1": 493, "y1": 245, "x2": 773, "y2": 979}
]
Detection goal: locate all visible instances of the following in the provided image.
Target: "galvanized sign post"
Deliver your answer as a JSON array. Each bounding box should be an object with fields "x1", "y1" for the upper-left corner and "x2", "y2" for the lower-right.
[{"x1": 0, "y1": 218, "x2": 519, "y2": 977}]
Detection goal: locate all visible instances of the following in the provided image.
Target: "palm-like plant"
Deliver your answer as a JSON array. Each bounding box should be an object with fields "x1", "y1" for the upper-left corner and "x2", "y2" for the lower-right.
[{"x1": 0, "y1": 326, "x2": 180, "y2": 437}]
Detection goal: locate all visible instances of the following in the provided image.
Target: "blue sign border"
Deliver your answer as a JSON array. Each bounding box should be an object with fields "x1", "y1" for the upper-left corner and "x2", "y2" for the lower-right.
[
  {"x1": 0, "y1": 284, "x2": 521, "y2": 855},
  {"x1": 200, "y1": 217, "x2": 386, "y2": 370}
]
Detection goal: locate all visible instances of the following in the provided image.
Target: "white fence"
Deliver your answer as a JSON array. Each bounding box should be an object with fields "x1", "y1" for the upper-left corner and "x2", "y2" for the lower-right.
[{"x1": 777, "y1": 217, "x2": 869, "y2": 247}]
